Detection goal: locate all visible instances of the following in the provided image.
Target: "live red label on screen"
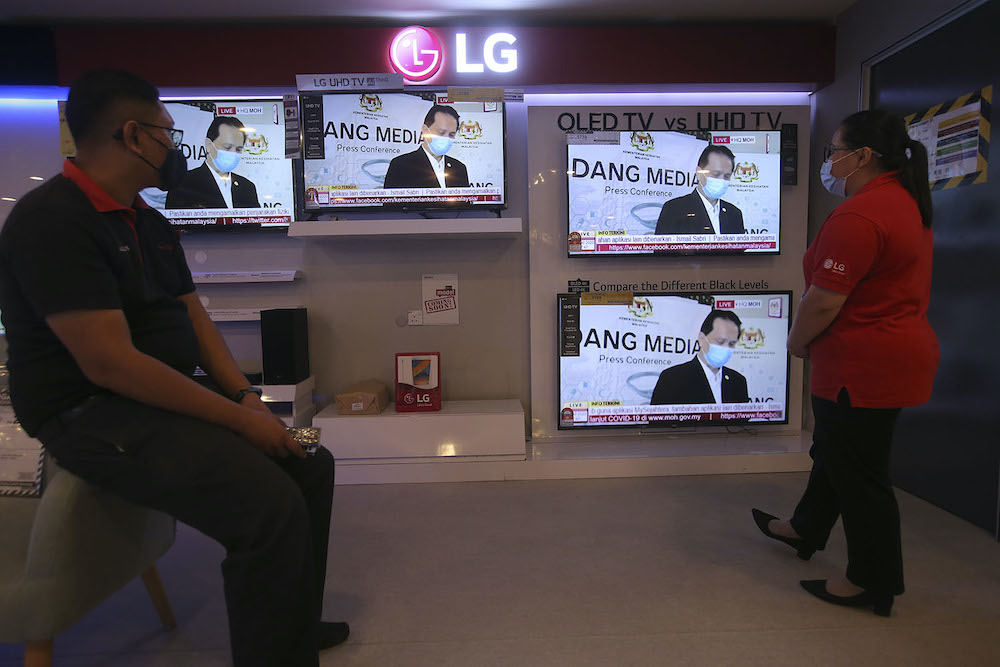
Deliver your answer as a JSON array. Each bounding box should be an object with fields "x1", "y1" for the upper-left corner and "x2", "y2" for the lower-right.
[{"x1": 715, "y1": 300, "x2": 735, "y2": 308}]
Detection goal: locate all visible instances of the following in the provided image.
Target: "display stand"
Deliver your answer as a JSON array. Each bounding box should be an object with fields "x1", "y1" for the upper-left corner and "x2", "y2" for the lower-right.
[
  {"x1": 256, "y1": 376, "x2": 315, "y2": 427},
  {"x1": 192, "y1": 270, "x2": 299, "y2": 284},
  {"x1": 312, "y1": 399, "x2": 526, "y2": 462},
  {"x1": 287, "y1": 217, "x2": 522, "y2": 239},
  {"x1": 207, "y1": 308, "x2": 261, "y2": 322}
]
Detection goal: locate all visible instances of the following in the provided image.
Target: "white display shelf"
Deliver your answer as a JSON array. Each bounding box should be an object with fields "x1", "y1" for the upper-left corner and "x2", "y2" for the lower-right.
[
  {"x1": 278, "y1": 404, "x2": 317, "y2": 428},
  {"x1": 255, "y1": 376, "x2": 315, "y2": 403},
  {"x1": 192, "y1": 270, "x2": 299, "y2": 284},
  {"x1": 207, "y1": 306, "x2": 304, "y2": 323},
  {"x1": 313, "y1": 399, "x2": 526, "y2": 461},
  {"x1": 257, "y1": 377, "x2": 316, "y2": 427},
  {"x1": 287, "y1": 217, "x2": 522, "y2": 239},
  {"x1": 207, "y1": 308, "x2": 260, "y2": 322}
]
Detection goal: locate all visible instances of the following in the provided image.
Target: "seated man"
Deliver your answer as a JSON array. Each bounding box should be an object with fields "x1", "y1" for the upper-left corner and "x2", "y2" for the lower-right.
[
  {"x1": 654, "y1": 144, "x2": 746, "y2": 236},
  {"x1": 650, "y1": 309, "x2": 749, "y2": 405},
  {"x1": 0, "y1": 69, "x2": 346, "y2": 667}
]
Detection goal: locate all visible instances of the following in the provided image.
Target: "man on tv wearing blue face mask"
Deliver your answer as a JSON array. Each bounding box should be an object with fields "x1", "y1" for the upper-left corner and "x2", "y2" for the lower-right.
[
  {"x1": 383, "y1": 104, "x2": 471, "y2": 189},
  {"x1": 165, "y1": 116, "x2": 260, "y2": 210},
  {"x1": 654, "y1": 145, "x2": 746, "y2": 237},
  {"x1": 650, "y1": 309, "x2": 750, "y2": 406}
]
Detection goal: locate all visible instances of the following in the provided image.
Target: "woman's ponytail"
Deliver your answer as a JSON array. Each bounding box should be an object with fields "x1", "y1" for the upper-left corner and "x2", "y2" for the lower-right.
[{"x1": 899, "y1": 138, "x2": 933, "y2": 228}]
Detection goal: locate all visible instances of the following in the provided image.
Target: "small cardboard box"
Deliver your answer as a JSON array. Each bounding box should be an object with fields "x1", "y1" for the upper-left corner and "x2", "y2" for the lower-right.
[{"x1": 335, "y1": 379, "x2": 390, "y2": 415}]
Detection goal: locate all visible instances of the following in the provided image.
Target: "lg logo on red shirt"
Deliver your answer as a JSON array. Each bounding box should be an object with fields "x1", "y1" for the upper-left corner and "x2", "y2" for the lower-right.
[{"x1": 823, "y1": 258, "x2": 846, "y2": 274}]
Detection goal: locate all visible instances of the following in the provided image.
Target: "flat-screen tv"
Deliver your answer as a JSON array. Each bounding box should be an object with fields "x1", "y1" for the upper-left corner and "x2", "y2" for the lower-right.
[
  {"x1": 558, "y1": 291, "x2": 791, "y2": 429},
  {"x1": 140, "y1": 97, "x2": 295, "y2": 230},
  {"x1": 298, "y1": 91, "x2": 506, "y2": 212},
  {"x1": 566, "y1": 130, "x2": 781, "y2": 256}
]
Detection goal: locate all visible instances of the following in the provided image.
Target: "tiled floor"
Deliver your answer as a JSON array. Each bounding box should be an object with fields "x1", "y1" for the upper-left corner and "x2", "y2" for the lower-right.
[{"x1": 2, "y1": 472, "x2": 999, "y2": 666}]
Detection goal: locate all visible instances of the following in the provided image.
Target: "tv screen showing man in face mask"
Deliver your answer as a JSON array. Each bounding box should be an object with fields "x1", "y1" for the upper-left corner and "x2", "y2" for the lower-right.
[
  {"x1": 165, "y1": 116, "x2": 261, "y2": 210},
  {"x1": 650, "y1": 309, "x2": 750, "y2": 406},
  {"x1": 654, "y1": 145, "x2": 745, "y2": 236},
  {"x1": 382, "y1": 104, "x2": 471, "y2": 189}
]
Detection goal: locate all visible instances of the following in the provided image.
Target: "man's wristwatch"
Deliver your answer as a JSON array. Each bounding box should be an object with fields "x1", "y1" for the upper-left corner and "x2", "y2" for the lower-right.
[{"x1": 231, "y1": 386, "x2": 263, "y2": 403}]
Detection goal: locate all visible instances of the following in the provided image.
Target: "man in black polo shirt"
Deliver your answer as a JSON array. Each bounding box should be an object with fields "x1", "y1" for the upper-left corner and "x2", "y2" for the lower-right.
[{"x1": 0, "y1": 70, "x2": 347, "y2": 667}]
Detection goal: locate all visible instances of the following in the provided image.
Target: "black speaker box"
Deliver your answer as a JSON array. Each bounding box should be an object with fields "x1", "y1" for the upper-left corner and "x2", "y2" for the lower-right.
[{"x1": 261, "y1": 308, "x2": 310, "y2": 385}]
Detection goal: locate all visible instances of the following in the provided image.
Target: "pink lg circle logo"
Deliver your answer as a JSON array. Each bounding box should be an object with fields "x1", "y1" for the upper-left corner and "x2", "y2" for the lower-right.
[{"x1": 389, "y1": 26, "x2": 443, "y2": 83}]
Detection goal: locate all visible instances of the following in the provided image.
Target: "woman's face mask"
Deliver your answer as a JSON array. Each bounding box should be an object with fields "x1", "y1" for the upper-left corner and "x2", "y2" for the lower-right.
[{"x1": 820, "y1": 149, "x2": 860, "y2": 197}]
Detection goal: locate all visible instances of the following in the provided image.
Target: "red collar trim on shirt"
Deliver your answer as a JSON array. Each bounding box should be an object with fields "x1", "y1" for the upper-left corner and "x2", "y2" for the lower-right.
[
  {"x1": 62, "y1": 159, "x2": 150, "y2": 213},
  {"x1": 855, "y1": 171, "x2": 901, "y2": 196}
]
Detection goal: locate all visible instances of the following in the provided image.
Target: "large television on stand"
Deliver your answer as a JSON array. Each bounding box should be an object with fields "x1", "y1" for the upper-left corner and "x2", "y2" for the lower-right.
[
  {"x1": 558, "y1": 290, "x2": 792, "y2": 429},
  {"x1": 297, "y1": 90, "x2": 507, "y2": 214},
  {"x1": 566, "y1": 130, "x2": 781, "y2": 256},
  {"x1": 140, "y1": 97, "x2": 295, "y2": 231}
]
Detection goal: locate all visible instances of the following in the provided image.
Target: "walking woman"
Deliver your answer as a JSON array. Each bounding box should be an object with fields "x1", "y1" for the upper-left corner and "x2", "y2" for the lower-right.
[{"x1": 753, "y1": 110, "x2": 939, "y2": 616}]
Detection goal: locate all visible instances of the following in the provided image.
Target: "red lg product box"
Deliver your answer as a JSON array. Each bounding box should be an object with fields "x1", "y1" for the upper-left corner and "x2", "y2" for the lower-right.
[{"x1": 395, "y1": 352, "x2": 441, "y2": 412}]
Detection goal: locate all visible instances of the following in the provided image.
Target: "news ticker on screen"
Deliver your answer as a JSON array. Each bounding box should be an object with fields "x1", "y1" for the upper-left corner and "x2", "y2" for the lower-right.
[{"x1": 560, "y1": 401, "x2": 786, "y2": 427}]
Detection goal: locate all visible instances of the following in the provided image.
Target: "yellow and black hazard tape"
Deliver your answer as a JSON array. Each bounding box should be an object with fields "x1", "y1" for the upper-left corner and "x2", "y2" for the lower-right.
[{"x1": 904, "y1": 85, "x2": 991, "y2": 190}]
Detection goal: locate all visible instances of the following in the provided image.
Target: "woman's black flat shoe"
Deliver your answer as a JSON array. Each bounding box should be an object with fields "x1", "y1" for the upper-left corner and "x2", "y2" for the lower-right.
[
  {"x1": 800, "y1": 579, "x2": 893, "y2": 617},
  {"x1": 751, "y1": 508, "x2": 815, "y2": 560}
]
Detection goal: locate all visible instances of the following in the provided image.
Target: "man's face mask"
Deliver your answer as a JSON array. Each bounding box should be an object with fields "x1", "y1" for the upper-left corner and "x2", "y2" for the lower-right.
[
  {"x1": 705, "y1": 343, "x2": 734, "y2": 368},
  {"x1": 128, "y1": 124, "x2": 187, "y2": 191},
  {"x1": 212, "y1": 148, "x2": 241, "y2": 173},
  {"x1": 425, "y1": 133, "x2": 454, "y2": 156},
  {"x1": 702, "y1": 176, "x2": 730, "y2": 199}
]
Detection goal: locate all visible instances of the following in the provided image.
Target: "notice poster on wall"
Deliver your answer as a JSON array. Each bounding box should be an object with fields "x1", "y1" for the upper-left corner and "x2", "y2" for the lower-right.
[
  {"x1": 422, "y1": 273, "x2": 460, "y2": 325},
  {"x1": 566, "y1": 130, "x2": 781, "y2": 255},
  {"x1": 558, "y1": 291, "x2": 790, "y2": 429},
  {"x1": 905, "y1": 85, "x2": 991, "y2": 188}
]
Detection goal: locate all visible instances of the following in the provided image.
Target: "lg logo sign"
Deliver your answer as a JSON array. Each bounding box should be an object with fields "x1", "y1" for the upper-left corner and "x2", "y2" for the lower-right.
[
  {"x1": 389, "y1": 26, "x2": 518, "y2": 83},
  {"x1": 389, "y1": 27, "x2": 442, "y2": 82},
  {"x1": 401, "y1": 392, "x2": 432, "y2": 405}
]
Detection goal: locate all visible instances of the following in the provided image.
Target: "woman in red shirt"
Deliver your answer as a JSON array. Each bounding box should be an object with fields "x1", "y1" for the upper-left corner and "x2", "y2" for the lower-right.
[{"x1": 752, "y1": 110, "x2": 939, "y2": 616}]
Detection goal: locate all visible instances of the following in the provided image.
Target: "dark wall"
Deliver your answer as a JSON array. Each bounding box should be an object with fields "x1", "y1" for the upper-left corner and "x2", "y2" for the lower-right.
[
  {"x1": 870, "y1": 0, "x2": 999, "y2": 538},
  {"x1": 0, "y1": 26, "x2": 57, "y2": 85}
]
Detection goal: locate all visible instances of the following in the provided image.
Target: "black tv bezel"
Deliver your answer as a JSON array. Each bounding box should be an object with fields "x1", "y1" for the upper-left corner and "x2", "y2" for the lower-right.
[
  {"x1": 157, "y1": 96, "x2": 296, "y2": 233},
  {"x1": 555, "y1": 289, "x2": 794, "y2": 431},
  {"x1": 563, "y1": 130, "x2": 783, "y2": 258},
  {"x1": 294, "y1": 89, "x2": 509, "y2": 217}
]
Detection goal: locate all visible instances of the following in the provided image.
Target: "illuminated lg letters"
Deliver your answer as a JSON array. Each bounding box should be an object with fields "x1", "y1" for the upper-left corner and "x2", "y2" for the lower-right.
[
  {"x1": 484, "y1": 33, "x2": 517, "y2": 73},
  {"x1": 456, "y1": 32, "x2": 518, "y2": 75},
  {"x1": 455, "y1": 33, "x2": 484, "y2": 73}
]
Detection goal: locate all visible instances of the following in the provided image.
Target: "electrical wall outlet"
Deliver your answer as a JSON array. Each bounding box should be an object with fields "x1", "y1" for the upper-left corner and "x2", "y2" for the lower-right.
[{"x1": 407, "y1": 310, "x2": 423, "y2": 326}]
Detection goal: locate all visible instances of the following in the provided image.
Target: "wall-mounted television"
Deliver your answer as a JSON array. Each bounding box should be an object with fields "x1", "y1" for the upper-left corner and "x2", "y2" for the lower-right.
[
  {"x1": 558, "y1": 291, "x2": 791, "y2": 429},
  {"x1": 141, "y1": 97, "x2": 294, "y2": 230},
  {"x1": 298, "y1": 91, "x2": 506, "y2": 213},
  {"x1": 566, "y1": 130, "x2": 780, "y2": 256}
]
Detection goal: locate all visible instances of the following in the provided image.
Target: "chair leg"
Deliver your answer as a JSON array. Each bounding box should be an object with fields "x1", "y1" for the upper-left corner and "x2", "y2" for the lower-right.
[
  {"x1": 24, "y1": 639, "x2": 52, "y2": 667},
  {"x1": 140, "y1": 565, "x2": 177, "y2": 630}
]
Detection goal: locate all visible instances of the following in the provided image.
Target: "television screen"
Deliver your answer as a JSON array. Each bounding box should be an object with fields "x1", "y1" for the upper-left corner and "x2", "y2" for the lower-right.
[
  {"x1": 566, "y1": 131, "x2": 781, "y2": 256},
  {"x1": 140, "y1": 98, "x2": 295, "y2": 229},
  {"x1": 299, "y1": 91, "x2": 506, "y2": 211},
  {"x1": 558, "y1": 291, "x2": 791, "y2": 429}
]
